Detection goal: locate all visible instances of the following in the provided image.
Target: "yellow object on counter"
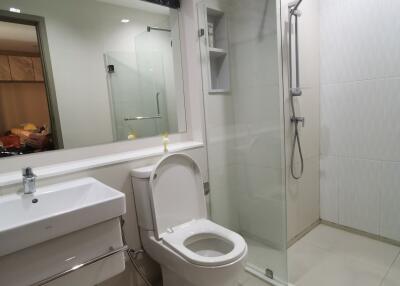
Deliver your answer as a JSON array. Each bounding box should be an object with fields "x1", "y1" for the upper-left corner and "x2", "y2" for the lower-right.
[
  {"x1": 128, "y1": 130, "x2": 137, "y2": 140},
  {"x1": 162, "y1": 132, "x2": 169, "y2": 153}
]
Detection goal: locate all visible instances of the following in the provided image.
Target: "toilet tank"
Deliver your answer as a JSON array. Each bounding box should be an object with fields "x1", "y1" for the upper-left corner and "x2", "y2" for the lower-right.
[{"x1": 131, "y1": 166, "x2": 155, "y2": 231}]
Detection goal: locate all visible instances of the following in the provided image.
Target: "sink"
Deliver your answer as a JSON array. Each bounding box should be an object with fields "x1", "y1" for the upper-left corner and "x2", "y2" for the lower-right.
[{"x1": 0, "y1": 177, "x2": 126, "y2": 256}]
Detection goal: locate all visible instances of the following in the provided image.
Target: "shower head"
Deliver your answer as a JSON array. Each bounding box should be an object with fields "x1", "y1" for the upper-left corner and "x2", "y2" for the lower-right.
[
  {"x1": 289, "y1": 0, "x2": 304, "y2": 15},
  {"x1": 294, "y1": 0, "x2": 303, "y2": 10}
]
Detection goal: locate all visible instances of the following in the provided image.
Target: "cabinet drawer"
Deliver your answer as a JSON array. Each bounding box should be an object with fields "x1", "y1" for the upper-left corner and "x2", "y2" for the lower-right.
[
  {"x1": 0, "y1": 55, "x2": 11, "y2": 81},
  {"x1": 9, "y1": 56, "x2": 35, "y2": 81}
]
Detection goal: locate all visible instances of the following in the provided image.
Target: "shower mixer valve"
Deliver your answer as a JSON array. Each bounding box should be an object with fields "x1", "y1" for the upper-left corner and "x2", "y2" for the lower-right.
[{"x1": 291, "y1": 116, "x2": 305, "y2": 127}]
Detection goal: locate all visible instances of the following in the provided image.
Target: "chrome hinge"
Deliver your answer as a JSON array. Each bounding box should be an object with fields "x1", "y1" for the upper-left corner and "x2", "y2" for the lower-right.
[
  {"x1": 198, "y1": 28, "x2": 205, "y2": 38},
  {"x1": 265, "y1": 268, "x2": 274, "y2": 279},
  {"x1": 204, "y1": 182, "x2": 210, "y2": 196}
]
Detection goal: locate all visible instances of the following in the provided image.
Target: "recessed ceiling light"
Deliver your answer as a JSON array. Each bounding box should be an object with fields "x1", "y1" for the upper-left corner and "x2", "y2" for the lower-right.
[
  {"x1": 9, "y1": 7, "x2": 21, "y2": 13},
  {"x1": 121, "y1": 19, "x2": 130, "y2": 23}
]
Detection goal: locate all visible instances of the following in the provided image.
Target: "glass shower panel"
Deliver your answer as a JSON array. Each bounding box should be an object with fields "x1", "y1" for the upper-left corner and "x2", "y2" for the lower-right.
[
  {"x1": 106, "y1": 30, "x2": 171, "y2": 140},
  {"x1": 198, "y1": 0, "x2": 287, "y2": 284}
]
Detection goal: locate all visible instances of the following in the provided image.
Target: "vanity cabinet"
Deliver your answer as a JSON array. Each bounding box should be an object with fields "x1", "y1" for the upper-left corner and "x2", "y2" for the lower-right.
[
  {"x1": 0, "y1": 55, "x2": 44, "y2": 82},
  {"x1": 0, "y1": 55, "x2": 11, "y2": 81}
]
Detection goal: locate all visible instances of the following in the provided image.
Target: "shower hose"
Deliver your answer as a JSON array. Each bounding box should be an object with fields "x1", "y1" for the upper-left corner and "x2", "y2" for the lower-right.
[
  {"x1": 290, "y1": 94, "x2": 304, "y2": 180},
  {"x1": 120, "y1": 217, "x2": 153, "y2": 286}
]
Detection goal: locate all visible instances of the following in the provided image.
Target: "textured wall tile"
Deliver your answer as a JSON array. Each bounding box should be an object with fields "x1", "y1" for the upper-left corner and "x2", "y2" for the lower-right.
[{"x1": 337, "y1": 157, "x2": 380, "y2": 235}]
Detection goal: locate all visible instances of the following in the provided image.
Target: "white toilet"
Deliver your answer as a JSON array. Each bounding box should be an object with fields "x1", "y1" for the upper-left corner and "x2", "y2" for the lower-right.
[{"x1": 131, "y1": 153, "x2": 247, "y2": 286}]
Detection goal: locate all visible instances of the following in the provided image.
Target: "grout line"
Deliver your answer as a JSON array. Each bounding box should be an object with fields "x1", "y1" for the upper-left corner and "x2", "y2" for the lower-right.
[
  {"x1": 321, "y1": 75, "x2": 400, "y2": 87},
  {"x1": 288, "y1": 219, "x2": 320, "y2": 248},
  {"x1": 378, "y1": 250, "x2": 400, "y2": 286},
  {"x1": 321, "y1": 220, "x2": 400, "y2": 247},
  {"x1": 320, "y1": 153, "x2": 400, "y2": 165}
]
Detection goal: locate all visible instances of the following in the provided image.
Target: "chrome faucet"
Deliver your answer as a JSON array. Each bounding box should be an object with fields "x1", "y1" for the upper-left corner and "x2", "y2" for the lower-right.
[{"x1": 22, "y1": 167, "x2": 36, "y2": 194}]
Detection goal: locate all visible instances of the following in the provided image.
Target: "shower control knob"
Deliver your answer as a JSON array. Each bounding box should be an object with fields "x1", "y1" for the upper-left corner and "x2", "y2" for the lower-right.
[{"x1": 292, "y1": 116, "x2": 305, "y2": 127}]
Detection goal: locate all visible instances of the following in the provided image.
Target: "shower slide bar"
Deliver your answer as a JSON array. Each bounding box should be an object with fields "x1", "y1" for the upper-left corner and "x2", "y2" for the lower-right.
[{"x1": 30, "y1": 245, "x2": 129, "y2": 286}]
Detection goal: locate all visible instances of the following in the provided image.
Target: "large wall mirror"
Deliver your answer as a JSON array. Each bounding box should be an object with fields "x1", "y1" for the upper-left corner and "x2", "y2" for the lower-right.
[{"x1": 0, "y1": 0, "x2": 187, "y2": 158}]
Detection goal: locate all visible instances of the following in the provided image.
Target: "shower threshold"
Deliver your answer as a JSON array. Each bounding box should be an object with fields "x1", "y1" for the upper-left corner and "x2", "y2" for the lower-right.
[{"x1": 245, "y1": 264, "x2": 288, "y2": 286}]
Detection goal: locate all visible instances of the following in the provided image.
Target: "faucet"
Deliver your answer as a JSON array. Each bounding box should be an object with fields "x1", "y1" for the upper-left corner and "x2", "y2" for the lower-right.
[{"x1": 22, "y1": 167, "x2": 36, "y2": 194}]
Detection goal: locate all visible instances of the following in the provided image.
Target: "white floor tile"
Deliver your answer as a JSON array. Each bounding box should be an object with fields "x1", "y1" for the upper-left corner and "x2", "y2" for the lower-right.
[
  {"x1": 245, "y1": 237, "x2": 287, "y2": 282},
  {"x1": 294, "y1": 254, "x2": 386, "y2": 286},
  {"x1": 289, "y1": 224, "x2": 400, "y2": 286},
  {"x1": 239, "y1": 272, "x2": 271, "y2": 286},
  {"x1": 288, "y1": 239, "x2": 331, "y2": 283},
  {"x1": 300, "y1": 225, "x2": 399, "y2": 270},
  {"x1": 381, "y1": 254, "x2": 400, "y2": 286}
]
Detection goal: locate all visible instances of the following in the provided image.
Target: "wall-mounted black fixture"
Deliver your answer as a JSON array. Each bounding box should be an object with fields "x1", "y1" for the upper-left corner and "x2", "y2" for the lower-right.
[
  {"x1": 142, "y1": 0, "x2": 180, "y2": 9},
  {"x1": 107, "y1": 65, "x2": 115, "y2": 73}
]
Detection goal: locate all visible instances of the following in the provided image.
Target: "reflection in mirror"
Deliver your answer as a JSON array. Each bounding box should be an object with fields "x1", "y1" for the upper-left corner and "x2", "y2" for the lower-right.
[
  {"x1": 0, "y1": 0, "x2": 187, "y2": 158},
  {"x1": 0, "y1": 21, "x2": 57, "y2": 157}
]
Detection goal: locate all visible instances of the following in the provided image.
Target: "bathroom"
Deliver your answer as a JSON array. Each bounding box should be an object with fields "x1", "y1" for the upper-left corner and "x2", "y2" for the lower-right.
[{"x1": 0, "y1": 0, "x2": 399, "y2": 285}]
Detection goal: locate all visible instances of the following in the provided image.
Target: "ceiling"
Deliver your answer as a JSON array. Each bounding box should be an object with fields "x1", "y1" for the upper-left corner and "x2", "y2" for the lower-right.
[
  {"x1": 0, "y1": 21, "x2": 39, "y2": 53},
  {"x1": 96, "y1": 0, "x2": 170, "y2": 15}
]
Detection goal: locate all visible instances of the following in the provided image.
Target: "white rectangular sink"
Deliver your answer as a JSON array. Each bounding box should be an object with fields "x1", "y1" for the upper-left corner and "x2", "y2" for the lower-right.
[{"x1": 0, "y1": 177, "x2": 126, "y2": 256}]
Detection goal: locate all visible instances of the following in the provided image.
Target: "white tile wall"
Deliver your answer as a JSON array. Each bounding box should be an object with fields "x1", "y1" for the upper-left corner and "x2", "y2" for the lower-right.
[
  {"x1": 320, "y1": 0, "x2": 400, "y2": 241},
  {"x1": 337, "y1": 158, "x2": 381, "y2": 235},
  {"x1": 319, "y1": 155, "x2": 338, "y2": 223},
  {"x1": 320, "y1": 0, "x2": 400, "y2": 85}
]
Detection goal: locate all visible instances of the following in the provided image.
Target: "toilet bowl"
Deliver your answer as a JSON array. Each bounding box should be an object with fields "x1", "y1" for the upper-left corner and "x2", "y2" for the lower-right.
[{"x1": 131, "y1": 153, "x2": 247, "y2": 286}]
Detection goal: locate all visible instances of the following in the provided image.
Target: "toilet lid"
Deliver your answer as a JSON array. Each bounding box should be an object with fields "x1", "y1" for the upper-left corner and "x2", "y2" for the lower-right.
[{"x1": 149, "y1": 154, "x2": 207, "y2": 240}]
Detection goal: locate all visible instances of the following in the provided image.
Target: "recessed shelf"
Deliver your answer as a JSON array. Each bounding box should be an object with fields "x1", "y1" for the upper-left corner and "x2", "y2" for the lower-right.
[{"x1": 204, "y1": 5, "x2": 230, "y2": 94}]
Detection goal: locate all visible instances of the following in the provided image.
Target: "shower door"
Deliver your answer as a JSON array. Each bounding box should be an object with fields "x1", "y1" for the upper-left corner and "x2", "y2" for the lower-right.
[
  {"x1": 105, "y1": 29, "x2": 172, "y2": 141},
  {"x1": 198, "y1": 0, "x2": 288, "y2": 284}
]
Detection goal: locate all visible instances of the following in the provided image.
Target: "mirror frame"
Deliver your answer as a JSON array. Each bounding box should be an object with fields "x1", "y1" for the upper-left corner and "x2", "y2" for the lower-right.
[{"x1": 0, "y1": 9, "x2": 63, "y2": 149}]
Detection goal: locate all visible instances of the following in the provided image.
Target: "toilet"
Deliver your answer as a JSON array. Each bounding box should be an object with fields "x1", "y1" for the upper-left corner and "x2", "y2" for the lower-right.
[{"x1": 131, "y1": 153, "x2": 247, "y2": 286}]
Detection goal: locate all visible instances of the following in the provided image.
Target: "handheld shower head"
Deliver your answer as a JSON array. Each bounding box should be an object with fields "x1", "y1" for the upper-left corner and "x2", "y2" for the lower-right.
[{"x1": 290, "y1": 0, "x2": 304, "y2": 15}]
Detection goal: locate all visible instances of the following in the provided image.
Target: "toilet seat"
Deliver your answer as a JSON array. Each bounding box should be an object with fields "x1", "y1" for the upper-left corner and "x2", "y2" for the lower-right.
[{"x1": 163, "y1": 219, "x2": 247, "y2": 267}]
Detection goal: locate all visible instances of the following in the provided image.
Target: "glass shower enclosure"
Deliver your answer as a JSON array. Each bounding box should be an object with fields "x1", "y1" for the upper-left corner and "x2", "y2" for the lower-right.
[
  {"x1": 105, "y1": 24, "x2": 176, "y2": 141},
  {"x1": 198, "y1": 0, "x2": 288, "y2": 284}
]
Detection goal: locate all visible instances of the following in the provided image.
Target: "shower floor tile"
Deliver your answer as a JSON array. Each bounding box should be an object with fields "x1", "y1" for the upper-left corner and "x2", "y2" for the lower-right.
[
  {"x1": 382, "y1": 254, "x2": 400, "y2": 286},
  {"x1": 289, "y1": 224, "x2": 400, "y2": 286}
]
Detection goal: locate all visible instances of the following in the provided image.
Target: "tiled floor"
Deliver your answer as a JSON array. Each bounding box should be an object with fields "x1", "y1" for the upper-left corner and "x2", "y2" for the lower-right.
[
  {"x1": 242, "y1": 224, "x2": 400, "y2": 286},
  {"x1": 239, "y1": 272, "x2": 272, "y2": 286},
  {"x1": 288, "y1": 224, "x2": 400, "y2": 286},
  {"x1": 245, "y1": 237, "x2": 287, "y2": 281}
]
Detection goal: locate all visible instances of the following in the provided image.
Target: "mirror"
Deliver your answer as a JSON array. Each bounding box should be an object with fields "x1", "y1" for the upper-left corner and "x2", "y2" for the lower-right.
[{"x1": 0, "y1": 0, "x2": 187, "y2": 158}]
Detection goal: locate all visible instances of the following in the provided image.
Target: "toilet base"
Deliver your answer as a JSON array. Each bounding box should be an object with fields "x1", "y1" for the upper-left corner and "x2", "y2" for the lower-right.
[{"x1": 162, "y1": 267, "x2": 196, "y2": 286}]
